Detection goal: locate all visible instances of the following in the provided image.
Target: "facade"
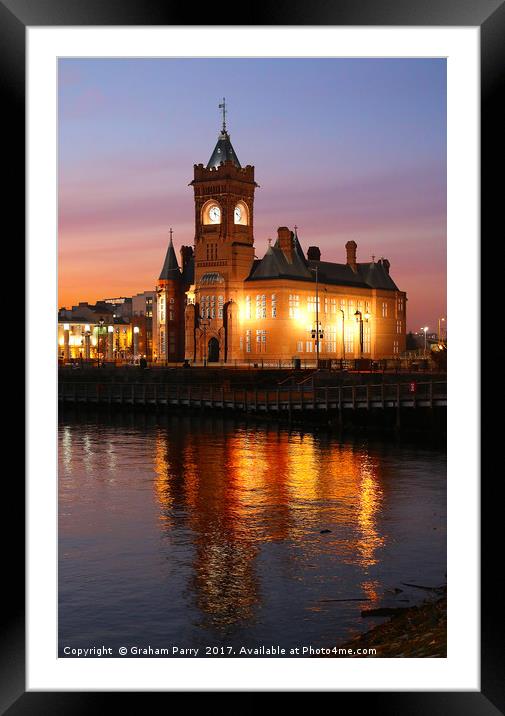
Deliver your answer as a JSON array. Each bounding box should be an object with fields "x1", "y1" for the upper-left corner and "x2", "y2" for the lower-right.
[
  {"x1": 154, "y1": 114, "x2": 407, "y2": 365},
  {"x1": 132, "y1": 290, "x2": 156, "y2": 360}
]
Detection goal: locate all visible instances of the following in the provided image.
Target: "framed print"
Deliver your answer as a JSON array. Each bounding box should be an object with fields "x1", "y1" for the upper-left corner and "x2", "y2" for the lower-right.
[{"x1": 2, "y1": 0, "x2": 502, "y2": 709}]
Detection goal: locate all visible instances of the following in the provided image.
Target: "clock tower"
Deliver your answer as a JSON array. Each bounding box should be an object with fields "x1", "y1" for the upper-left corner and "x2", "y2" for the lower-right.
[{"x1": 185, "y1": 100, "x2": 258, "y2": 363}]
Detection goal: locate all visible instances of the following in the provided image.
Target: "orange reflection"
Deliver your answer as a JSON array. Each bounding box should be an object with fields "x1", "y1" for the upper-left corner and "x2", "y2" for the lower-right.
[{"x1": 152, "y1": 421, "x2": 387, "y2": 627}]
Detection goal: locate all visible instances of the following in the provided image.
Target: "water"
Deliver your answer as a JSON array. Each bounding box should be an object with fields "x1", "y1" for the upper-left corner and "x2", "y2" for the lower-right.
[{"x1": 59, "y1": 412, "x2": 446, "y2": 657}]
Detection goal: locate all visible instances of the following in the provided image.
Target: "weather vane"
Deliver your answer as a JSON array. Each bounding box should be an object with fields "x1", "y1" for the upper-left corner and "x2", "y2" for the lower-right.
[{"x1": 218, "y1": 97, "x2": 227, "y2": 132}]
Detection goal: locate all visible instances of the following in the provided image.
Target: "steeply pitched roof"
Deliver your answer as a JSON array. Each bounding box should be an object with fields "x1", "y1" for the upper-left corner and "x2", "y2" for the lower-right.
[
  {"x1": 159, "y1": 238, "x2": 182, "y2": 281},
  {"x1": 247, "y1": 244, "x2": 313, "y2": 282},
  {"x1": 247, "y1": 244, "x2": 399, "y2": 291},
  {"x1": 207, "y1": 130, "x2": 241, "y2": 169}
]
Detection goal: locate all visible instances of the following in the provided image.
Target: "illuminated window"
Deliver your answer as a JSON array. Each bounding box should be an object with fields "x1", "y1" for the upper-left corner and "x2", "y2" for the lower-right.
[
  {"x1": 347, "y1": 300, "x2": 355, "y2": 319},
  {"x1": 246, "y1": 330, "x2": 251, "y2": 353},
  {"x1": 211, "y1": 295, "x2": 216, "y2": 319},
  {"x1": 307, "y1": 296, "x2": 320, "y2": 313},
  {"x1": 396, "y1": 320, "x2": 402, "y2": 334},
  {"x1": 289, "y1": 294, "x2": 299, "y2": 318},
  {"x1": 330, "y1": 298, "x2": 337, "y2": 314},
  {"x1": 297, "y1": 341, "x2": 303, "y2": 352},
  {"x1": 397, "y1": 297, "x2": 404, "y2": 314},
  {"x1": 363, "y1": 325, "x2": 371, "y2": 353},
  {"x1": 256, "y1": 329, "x2": 267, "y2": 352},
  {"x1": 256, "y1": 295, "x2": 266, "y2": 319},
  {"x1": 326, "y1": 327, "x2": 337, "y2": 353},
  {"x1": 245, "y1": 295, "x2": 251, "y2": 320},
  {"x1": 271, "y1": 294, "x2": 277, "y2": 318},
  {"x1": 218, "y1": 295, "x2": 224, "y2": 319},
  {"x1": 306, "y1": 340, "x2": 313, "y2": 352},
  {"x1": 393, "y1": 339, "x2": 399, "y2": 354},
  {"x1": 382, "y1": 301, "x2": 388, "y2": 318},
  {"x1": 344, "y1": 325, "x2": 354, "y2": 354}
]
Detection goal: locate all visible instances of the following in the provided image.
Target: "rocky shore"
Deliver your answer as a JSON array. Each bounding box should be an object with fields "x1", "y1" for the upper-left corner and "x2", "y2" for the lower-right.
[{"x1": 338, "y1": 596, "x2": 447, "y2": 657}]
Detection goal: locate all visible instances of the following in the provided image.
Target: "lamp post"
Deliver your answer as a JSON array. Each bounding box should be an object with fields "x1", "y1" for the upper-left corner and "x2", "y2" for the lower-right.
[
  {"x1": 438, "y1": 317, "x2": 446, "y2": 344},
  {"x1": 107, "y1": 325, "x2": 114, "y2": 361},
  {"x1": 98, "y1": 319, "x2": 105, "y2": 367},
  {"x1": 339, "y1": 308, "x2": 345, "y2": 365},
  {"x1": 133, "y1": 326, "x2": 140, "y2": 361},
  {"x1": 309, "y1": 266, "x2": 323, "y2": 368},
  {"x1": 421, "y1": 326, "x2": 429, "y2": 356},
  {"x1": 354, "y1": 310, "x2": 363, "y2": 360},
  {"x1": 84, "y1": 324, "x2": 91, "y2": 361}
]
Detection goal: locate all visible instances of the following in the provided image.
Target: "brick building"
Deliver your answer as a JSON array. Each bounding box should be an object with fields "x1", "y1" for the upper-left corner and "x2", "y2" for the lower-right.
[{"x1": 155, "y1": 110, "x2": 406, "y2": 364}]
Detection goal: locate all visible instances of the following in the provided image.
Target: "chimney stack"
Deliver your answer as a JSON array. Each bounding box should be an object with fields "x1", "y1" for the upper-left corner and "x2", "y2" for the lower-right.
[
  {"x1": 381, "y1": 258, "x2": 390, "y2": 274},
  {"x1": 180, "y1": 245, "x2": 194, "y2": 272},
  {"x1": 277, "y1": 226, "x2": 294, "y2": 263},
  {"x1": 307, "y1": 246, "x2": 321, "y2": 261},
  {"x1": 345, "y1": 240, "x2": 358, "y2": 272}
]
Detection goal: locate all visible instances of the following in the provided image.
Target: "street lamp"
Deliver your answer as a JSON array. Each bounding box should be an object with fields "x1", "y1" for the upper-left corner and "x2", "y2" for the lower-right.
[
  {"x1": 339, "y1": 308, "x2": 345, "y2": 365},
  {"x1": 438, "y1": 317, "x2": 446, "y2": 344},
  {"x1": 98, "y1": 319, "x2": 105, "y2": 367},
  {"x1": 309, "y1": 266, "x2": 323, "y2": 368},
  {"x1": 421, "y1": 326, "x2": 429, "y2": 356}
]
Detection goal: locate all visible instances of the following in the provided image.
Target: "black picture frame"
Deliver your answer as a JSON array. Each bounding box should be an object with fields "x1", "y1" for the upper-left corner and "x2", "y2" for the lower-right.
[{"x1": 3, "y1": 0, "x2": 498, "y2": 710}]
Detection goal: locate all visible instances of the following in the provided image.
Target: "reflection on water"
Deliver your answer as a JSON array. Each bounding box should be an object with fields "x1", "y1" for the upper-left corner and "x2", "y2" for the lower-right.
[{"x1": 59, "y1": 413, "x2": 446, "y2": 655}]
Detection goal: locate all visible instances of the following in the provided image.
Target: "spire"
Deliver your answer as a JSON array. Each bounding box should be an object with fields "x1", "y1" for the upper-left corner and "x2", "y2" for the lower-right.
[
  {"x1": 206, "y1": 99, "x2": 241, "y2": 169},
  {"x1": 159, "y1": 228, "x2": 181, "y2": 280}
]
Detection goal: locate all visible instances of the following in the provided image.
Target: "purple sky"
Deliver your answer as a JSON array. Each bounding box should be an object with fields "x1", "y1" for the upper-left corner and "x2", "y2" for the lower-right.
[{"x1": 58, "y1": 58, "x2": 446, "y2": 331}]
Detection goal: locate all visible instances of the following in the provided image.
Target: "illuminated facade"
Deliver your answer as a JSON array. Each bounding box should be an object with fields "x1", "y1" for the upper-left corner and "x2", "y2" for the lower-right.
[
  {"x1": 58, "y1": 318, "x2": 132, "y2": 362},
  {"x1": 155, "y1": 108, "x2": 407, "y2": 364}
]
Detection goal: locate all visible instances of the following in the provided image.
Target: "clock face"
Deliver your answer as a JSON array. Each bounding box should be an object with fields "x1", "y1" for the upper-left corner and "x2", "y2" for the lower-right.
[
  {"x1": 234, "y1": 205, "x2": 242, "y2": 223},
  {"x1": 208, "y1": 205, "x2": 221, "y2": 224}
]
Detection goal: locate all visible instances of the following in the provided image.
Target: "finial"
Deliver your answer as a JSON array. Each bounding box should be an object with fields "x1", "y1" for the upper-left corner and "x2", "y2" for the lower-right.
[
  {"x1": 268, "y1": 237, "x2": 272, "y2": 246},
  {"x1": 218, "y1": 97, "x2": 227, "y2": 132},
  {"x1": 169, "y1": 227, "x2": 173, "y2": 243},
  {"x1": 294, "y1": 224, "x2": 298, "y2": 233}
]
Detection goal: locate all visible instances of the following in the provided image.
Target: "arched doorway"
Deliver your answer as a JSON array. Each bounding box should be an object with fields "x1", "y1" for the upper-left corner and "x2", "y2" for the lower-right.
[{"x1": 208, "y1": 337, "x2": 219, "y2": 363}]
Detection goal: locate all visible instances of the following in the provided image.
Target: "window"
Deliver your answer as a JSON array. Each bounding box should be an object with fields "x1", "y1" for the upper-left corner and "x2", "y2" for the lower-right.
[
  {"x1": 344, "y1": 325, "x2": 354, "y2": 354},
  {"x1": 168, "y1": 330, "x2": 176, "y2": 355},
  {"x1": 206, "y1": 243, "x2": 218, "y2": 261},
  {"x1": 271, "y1": 294, "x2": 277, "y2": 318},
  {"x1": 169, "y1": 297, "x2": 175, "y2": 321},
  {"x1": 347, "y1": 300, "x2": 355, "y2": 319},
  {"x1": 296, "y1": 341, "x2": 303, "y2": 352},
  {"x1": 246, "y1": 330, "x2": 251, "y2": 353},
  {"x1": 159, "y1": 296, "x2": 165, "y2": 322},
  {"x1": 256, "y1": 329, "x2": 267, "y2": 353},
  {"x1": 363, "y1": 325, "x2": 371, "y2": 353},
  {"x1": 397, "y1": 297, "x2": 404, "y2": 314},
  {"x1": 289, "y1": 294, "x2": 299, "y2": 318},
  {"x1": 306, "y1": 341, "x2": 313, "y2": 352},
  {"x1": 160, "y1": 329, "x2": 165, "y2": 354},
  {"x1": 396, "y1": 320, "x2": 402, "y2": 334},
  {"x1": 393, "y1": 340, "x2": 399, "y2": 355},
  {"x1": 308, "y1": 296, "x2": 320, "y2": 313},
  {"x1": 256, "y1": 294, "x2": 266, "y2": 319},
  {"x1": 382, "y1": 301, "x2": 388, "y2": 318},
  {"x1": 326, "y1": 327, "x2": 337, "y2": 353},
  {"x1": 218, "y1": 295, "x2": 224, "y2": 319},
  {"x1": 210, "y1": 295, "x2": 216, "y2": 319},
  {"x1": 245, "y1": 295, "x2": 251, "y2": 320}
]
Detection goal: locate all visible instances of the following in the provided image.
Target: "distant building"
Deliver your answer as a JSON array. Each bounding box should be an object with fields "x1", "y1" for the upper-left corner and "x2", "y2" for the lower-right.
[
  {"x1": 132, "y1": 290, "x2": 156, "y2": 360},
  {"x1": 58, "y1": 302, "x2": 131, "y2": 362}
]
